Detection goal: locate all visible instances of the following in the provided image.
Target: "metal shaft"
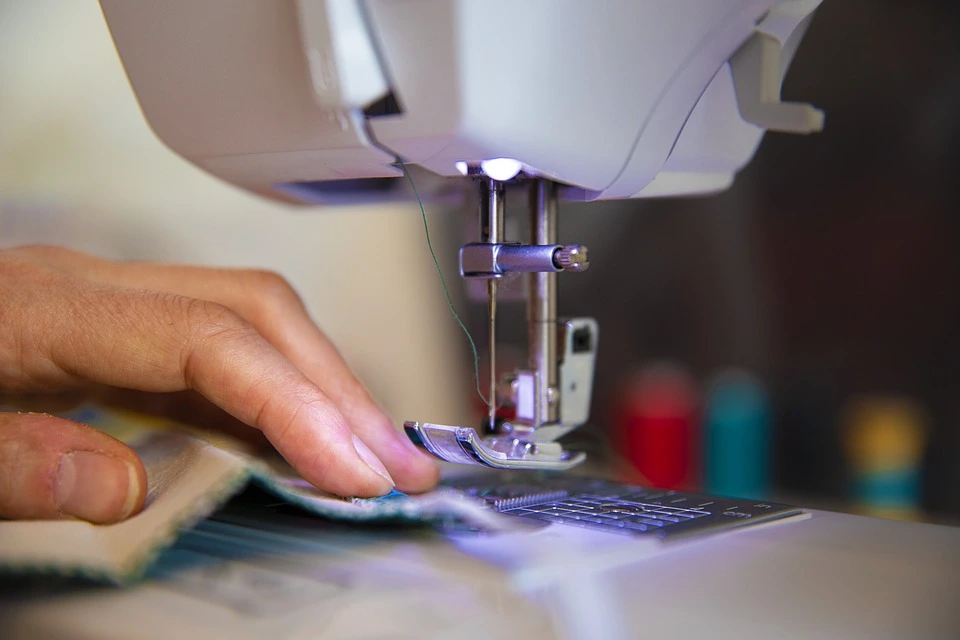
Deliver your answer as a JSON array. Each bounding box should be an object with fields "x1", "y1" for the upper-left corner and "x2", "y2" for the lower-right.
[
  {"x1": 529, "y1": 179, "x2": 559, "y2": 426},
  {"x1": 479, "y1": 178, "x2": 505, "y2": 430},
  {"x1": 487, "y1": 279, "x2": 498, "y2": 430}
]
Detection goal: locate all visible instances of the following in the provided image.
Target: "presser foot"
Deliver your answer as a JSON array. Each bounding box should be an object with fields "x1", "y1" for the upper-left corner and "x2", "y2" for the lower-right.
[{"x1": 403, "y1": 421, "x2": 586, "y2": 471}]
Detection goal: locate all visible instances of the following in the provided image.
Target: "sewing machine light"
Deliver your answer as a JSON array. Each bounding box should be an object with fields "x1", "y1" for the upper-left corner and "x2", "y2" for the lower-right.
[
  {"x1": 480, "y1": 158, "x2": 523, "y2": 182},
  {"x1": 455, "y1": 161, "x2": 469, "y2": 176}
]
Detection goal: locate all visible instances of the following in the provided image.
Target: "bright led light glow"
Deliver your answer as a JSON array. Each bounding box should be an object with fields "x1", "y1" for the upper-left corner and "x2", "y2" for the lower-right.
[
  {"x1": 455, "y1": 161, "x2": 469, "y2": 176},
  {"x1": 480, "y1": 158, "x2": 523, "y2": 181}
]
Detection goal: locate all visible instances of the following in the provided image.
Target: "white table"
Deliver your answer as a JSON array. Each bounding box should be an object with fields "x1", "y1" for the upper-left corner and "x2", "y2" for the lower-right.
[{"x1": 2, "y1": 505, "x2": 957, "y2": 640}]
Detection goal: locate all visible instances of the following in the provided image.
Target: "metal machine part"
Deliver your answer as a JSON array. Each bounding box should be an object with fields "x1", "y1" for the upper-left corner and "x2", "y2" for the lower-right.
[
  {"x1": 406, "y1": 177, "x2": 596, "y2": 470},
  {"x1": 446, "y1": 473, "x2": 804, "y2": 540},
  {"x1": 404, "y1": 422, "x2": 586, "y2": 471},
  {"x1": 479, "y1": 178, "x2": 505, "y2": 431},
  {"x1": 529, "y1": 181, "x2": 560, "y2": 430},
  {"x1": 459, "y1": 243, "x2": 587, "y2": 278}
]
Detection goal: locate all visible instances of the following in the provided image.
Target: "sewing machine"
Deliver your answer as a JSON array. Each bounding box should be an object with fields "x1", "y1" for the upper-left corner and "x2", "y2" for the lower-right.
[
  {"x1": 99, "y1": 0, "x2": 824, "y2": 471},
  {"x1": 4, "y1": 5, "x2": 955, "y2": 639}
]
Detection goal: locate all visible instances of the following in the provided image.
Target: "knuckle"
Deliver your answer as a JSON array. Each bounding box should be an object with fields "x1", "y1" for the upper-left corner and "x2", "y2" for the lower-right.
[
  {"x1": 244, "y1": 269, "x2": 304, "y2": 310},
  {"x1": 231, "y1": 269, "x2": 306, "y2": 331},
  {"x1": 171, "y1": 295, "x2": 257, "y2": 387},
  {"x1": 0, "y1": 252, "x2": 76, "y2": 392},
  {"x1": 175, "y1": 296, "x2": 247, "y2": 337}
]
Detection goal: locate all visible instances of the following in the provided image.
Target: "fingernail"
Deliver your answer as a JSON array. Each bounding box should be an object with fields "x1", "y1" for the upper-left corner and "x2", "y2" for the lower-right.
[
  {"x1": 55, "y1": 452, "x2": 141, "y2": 523},
  {"x1": 352, "y1": 435, "x2": 395, "y2": 489}
]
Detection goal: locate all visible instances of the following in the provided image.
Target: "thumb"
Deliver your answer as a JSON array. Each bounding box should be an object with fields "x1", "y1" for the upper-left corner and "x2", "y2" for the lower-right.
[{"x1": 0, "y1": 412, "x2": 146, "y2": 523}]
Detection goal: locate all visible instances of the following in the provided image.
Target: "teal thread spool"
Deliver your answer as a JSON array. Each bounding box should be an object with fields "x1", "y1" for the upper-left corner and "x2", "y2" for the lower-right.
[{"x1": 705, "y1": 370, "x2": 770, "y2": 500}]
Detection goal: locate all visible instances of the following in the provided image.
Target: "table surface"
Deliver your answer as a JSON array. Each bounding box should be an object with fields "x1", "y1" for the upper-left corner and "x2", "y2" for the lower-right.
[{"x1": 2, "y1": 503, "x2": 958, "y2": 640}]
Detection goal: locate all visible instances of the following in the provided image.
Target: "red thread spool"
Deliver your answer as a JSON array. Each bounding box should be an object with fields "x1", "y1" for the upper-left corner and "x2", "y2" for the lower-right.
[{"x1": 617, "y1": 364, "x2": 699, "y2": 490}]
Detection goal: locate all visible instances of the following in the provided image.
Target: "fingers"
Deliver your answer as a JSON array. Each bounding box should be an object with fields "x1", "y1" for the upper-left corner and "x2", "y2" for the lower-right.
[
  {"x1": 12, "y1": 248, "x2": 439, "y2": 493},
  {"x1": 190, "y1": 271, "x2": 439, "y2": 493},
  {"x1": 1, "y1": 258, "x2": 395, "y2": 498},
  {"x1": 67, "y1": 293, "x2": 396, "y2": 497},
  {"x1": 0, "y1": 412, "x2": 146, "y2": 523}
]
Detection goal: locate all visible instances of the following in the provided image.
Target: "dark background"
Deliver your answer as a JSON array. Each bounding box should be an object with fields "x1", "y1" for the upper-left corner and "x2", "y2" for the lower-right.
[{"x1": 462, "y1": 0, "x2": 960, "y2": 519}]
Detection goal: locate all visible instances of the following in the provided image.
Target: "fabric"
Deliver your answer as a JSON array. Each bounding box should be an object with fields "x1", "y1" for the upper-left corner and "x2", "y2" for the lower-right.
[{"x1": 0, "y1": 406, "x2": 503, "y2": 583}]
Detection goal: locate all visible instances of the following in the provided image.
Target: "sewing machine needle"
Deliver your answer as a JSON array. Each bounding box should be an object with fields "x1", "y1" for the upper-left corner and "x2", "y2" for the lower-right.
[{"x1": 487, "y1": 278, "x2": 498, "y2": 431}]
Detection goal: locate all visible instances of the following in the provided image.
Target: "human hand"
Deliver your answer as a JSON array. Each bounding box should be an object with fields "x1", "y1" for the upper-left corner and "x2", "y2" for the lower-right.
[{"x1": 0, "y1": 245, "x2": 439, "y2": 523}]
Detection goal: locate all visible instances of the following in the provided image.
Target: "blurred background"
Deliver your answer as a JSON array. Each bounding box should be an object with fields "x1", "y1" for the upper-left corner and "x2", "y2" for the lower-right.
[
  {"x1": 469, "y1": 0, "x2": 960, "y2": 523},
  {"x1": 1, "y1": 1, "x2": 958, "y2": 522}
]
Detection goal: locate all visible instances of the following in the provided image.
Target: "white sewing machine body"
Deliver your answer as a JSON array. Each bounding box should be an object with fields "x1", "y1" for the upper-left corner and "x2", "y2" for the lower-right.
[{"x1": 99, "y1": 0, "x2": 823, "y2": 203}]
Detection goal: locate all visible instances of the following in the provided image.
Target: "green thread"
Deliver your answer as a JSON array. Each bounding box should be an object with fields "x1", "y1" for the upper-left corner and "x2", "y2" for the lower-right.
[{"x1": 399, "y1": 162, "x2": 492, "y2": 410}]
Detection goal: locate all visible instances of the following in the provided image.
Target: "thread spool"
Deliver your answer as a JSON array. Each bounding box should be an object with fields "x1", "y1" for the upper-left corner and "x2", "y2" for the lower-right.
[
  {"x1": 617, "y1": 363, "x2": 699, "y2": 490},
  {"x1": 704, "y1": 370, "x2": 770, "y2": 500},
  {"x1": 842, "y1": 396, "x2": 927, "y2": 520}
]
